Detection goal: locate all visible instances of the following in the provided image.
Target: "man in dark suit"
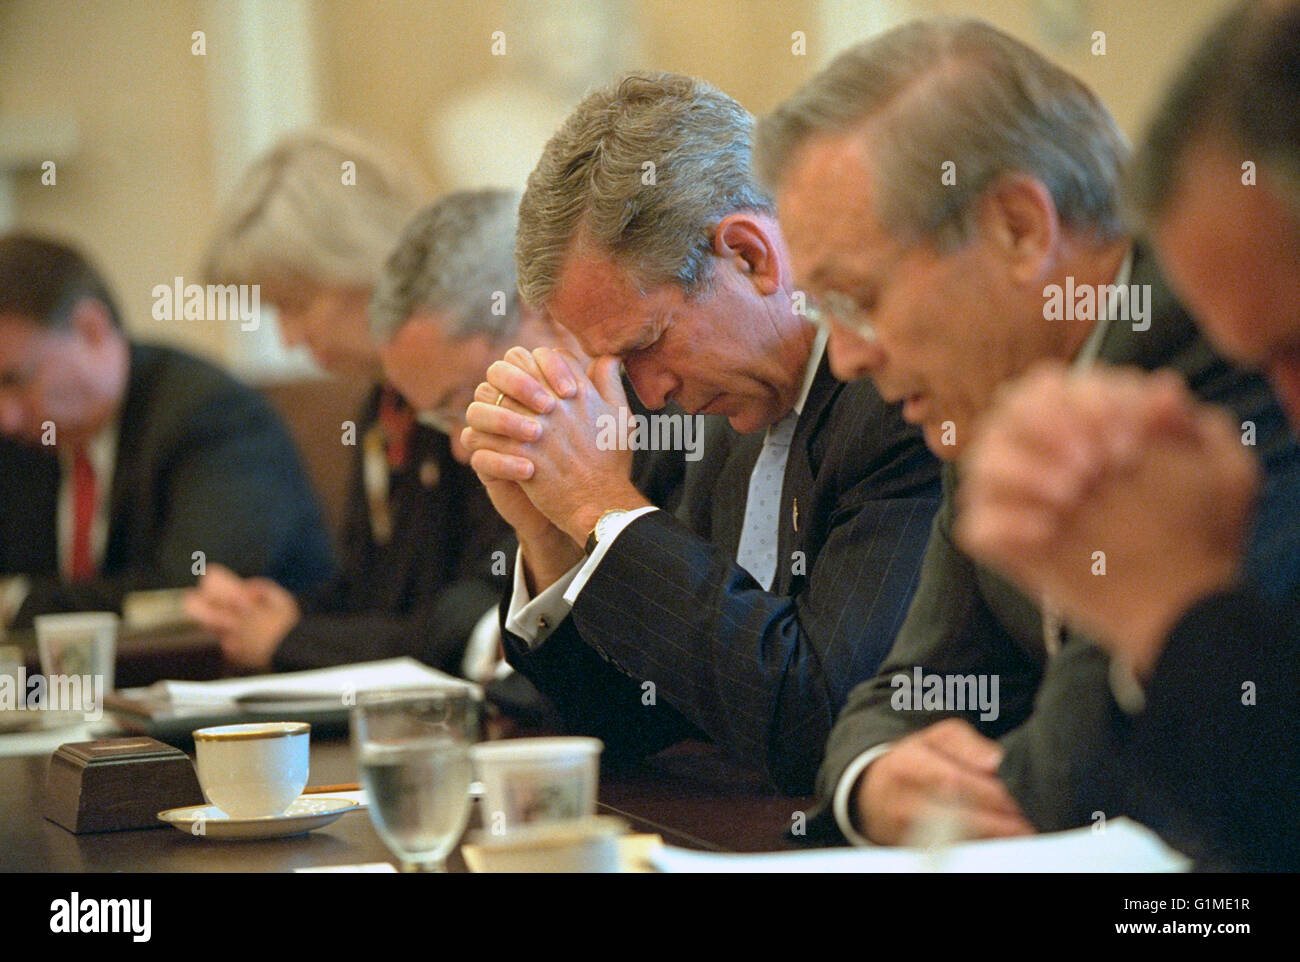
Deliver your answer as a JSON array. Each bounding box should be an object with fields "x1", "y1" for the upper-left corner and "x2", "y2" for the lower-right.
[
  {"x1": 0, "y1": 234, "x2": 333, "y2": 629},
  {"x1": 263, "y1": 398, "x2": 509, "y2": 675},
  {"x1": 372, "y1": 192, "x2": 687, "y2": 715},
  {"x1": 956, "y1": 0, "x2": 1300, "y2": 870},
  {"x1": 755, "y1": 18, "x2": 1300, "y2": 845},
  {"x1": 463, "y1": 72, "x2": 941, "y2": 794}
]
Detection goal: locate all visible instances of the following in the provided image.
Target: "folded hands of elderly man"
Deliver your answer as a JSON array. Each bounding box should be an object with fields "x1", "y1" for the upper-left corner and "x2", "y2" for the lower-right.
[
  {"x1": 460, "y1": 346, "x2": 649, "y2": 591},
  {"x1": 955, "y1": 363, "x2": 1260, "y2": 679}
]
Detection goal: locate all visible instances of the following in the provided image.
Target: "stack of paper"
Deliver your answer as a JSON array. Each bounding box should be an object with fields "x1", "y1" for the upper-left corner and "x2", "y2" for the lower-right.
[
  {"x1": 152, "y1": 657, "x2": 477, "y2": 706},
  {"x1": 650, "y1": 818, "x2": 1189, "y2": 873}
]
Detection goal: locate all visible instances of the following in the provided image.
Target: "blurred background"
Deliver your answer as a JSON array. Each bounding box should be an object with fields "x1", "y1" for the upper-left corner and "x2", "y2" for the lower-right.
[{"x1": 1, "y1": 0, "x2": 1235, "y2": 379}]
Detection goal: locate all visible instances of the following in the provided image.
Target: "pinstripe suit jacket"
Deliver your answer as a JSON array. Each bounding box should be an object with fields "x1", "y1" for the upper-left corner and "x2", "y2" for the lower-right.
[{"x1": 503, "y1": 355, "x2": 941, "y2": 793}]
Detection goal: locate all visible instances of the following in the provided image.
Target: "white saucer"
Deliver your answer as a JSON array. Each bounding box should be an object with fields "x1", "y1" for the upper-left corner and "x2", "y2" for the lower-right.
[{"x1": 158, "y1": 796, "x2": 360, "y2": 840}]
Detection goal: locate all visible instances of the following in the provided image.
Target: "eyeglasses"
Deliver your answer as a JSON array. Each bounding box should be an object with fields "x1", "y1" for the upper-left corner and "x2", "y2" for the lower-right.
[{"x1": 807, "y1": 290, "x2": 877, "y2": 344}]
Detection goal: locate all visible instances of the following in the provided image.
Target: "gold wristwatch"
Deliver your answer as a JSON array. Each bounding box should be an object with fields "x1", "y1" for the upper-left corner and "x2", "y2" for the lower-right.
[{"x1": 584, "y1": 509, "x2": 627, "y2": 556}]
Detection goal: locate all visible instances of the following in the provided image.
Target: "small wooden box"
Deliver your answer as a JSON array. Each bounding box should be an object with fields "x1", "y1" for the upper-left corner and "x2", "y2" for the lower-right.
[{"x1": 45, "y1": 737, "x2": 206, "y2": 834}]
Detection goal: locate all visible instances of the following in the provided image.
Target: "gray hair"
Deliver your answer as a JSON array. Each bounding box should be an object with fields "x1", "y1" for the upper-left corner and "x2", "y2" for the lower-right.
[
  {"x1": 370, "y1": 189, "x2": 523, "y2": 344},
  {"x1": 755, "y1": 19, "x2": 1130, "y2": 250},
  {"x1": 204, "y1": 127, "x2": 430, "y2": 288},
  {"x1": 1127, "y1": 0, "x2": 1300, "y2": 227},
  {"x1": 516, "y1": 71, "x2": 774, "y2": 308}
]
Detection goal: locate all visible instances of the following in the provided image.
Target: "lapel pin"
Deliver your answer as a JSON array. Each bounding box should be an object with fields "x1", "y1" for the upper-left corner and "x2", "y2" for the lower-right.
[{"x1": 792, "y1": 498, "x2": 799, "y2": 533}]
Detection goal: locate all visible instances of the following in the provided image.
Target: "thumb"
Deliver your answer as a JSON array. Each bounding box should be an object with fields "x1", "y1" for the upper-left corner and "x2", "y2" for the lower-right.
[{"x1": 588, "y1": 356, "x2": 627, "y2": 408}]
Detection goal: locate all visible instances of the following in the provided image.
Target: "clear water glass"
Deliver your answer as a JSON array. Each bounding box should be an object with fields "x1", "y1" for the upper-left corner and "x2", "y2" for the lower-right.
[{"x1": 352, "y1": 687, "x2": 481, "y2": 872}]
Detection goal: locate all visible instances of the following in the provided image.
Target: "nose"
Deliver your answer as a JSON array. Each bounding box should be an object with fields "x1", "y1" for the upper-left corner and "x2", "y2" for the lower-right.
[
  {"x1": 622, "y1": 355, "x2": 676, "y2": 411},
  {"x1": 827, "y1": 323, "x2": 886, "y2": 383}
]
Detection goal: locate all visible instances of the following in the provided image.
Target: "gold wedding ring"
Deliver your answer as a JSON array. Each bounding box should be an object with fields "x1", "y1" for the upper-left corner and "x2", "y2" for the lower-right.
[{"x1": 494, "y1": 392, "x2": 506, "y2": 406}]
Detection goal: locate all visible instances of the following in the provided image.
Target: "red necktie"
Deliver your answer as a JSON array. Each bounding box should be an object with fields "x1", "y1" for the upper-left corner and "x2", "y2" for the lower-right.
[
  {"x1": 69, "y1": 445, "x2": 96, "y2": 582},
  {"x1": 377, "y1": 386, "x2": 415, "y2": 470}
]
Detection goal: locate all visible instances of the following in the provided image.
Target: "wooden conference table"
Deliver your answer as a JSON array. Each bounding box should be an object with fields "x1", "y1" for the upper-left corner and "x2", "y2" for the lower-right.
[
  {"x1": 0, "y1": 735, "x2": 813, "y2": 872},
  {"x1": 4, "y1": 621, "x2": 813, "y2": 870}
]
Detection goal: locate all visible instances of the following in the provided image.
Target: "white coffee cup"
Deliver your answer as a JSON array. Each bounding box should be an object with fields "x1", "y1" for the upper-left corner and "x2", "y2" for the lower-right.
[
  {"x1": 193, "y1": 722, "x2": 310, "y2": 818},
  {"x1": 34, "y1": 612, "x2": 118, "y2": 693},
  {"x1": 470, "y1": 736, "x2": 602, "y2": 832}
]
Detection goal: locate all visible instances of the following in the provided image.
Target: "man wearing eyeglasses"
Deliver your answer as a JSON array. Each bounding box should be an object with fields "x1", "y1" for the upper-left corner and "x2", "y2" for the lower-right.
[{"x1": 757, "y1": 19, "x2": 1300, "y2": 847}]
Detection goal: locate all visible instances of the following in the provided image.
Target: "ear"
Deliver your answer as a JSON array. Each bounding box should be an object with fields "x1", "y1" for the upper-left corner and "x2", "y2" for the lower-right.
[
  {"x1": 712, "y1": 213, "x2": 784, "y2": 296},
  {"x1": 974, "y1": 175, "x2": 1058, "y2": 284},
  {"x1": 66, "y1": 298, "x2": 116, "y2": 346}
]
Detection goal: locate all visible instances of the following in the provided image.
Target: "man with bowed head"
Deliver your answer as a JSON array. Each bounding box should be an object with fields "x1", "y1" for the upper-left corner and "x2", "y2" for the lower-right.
[
  {"x1": 0, "y1": 234, "x2": 332, "y2": 628},
  {"x1": 755, "y1": 17, "x2": 1300, "y2": 848},
  {"x1": 185, "y1": 131, "x2": 510, "y2": 677},
  {"x1": 463, "y1": 71, "x2": 941, "y2": 792}
]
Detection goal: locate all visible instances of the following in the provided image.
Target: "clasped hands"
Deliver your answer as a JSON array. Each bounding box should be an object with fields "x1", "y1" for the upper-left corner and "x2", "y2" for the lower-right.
[
  {"x1": 461, "y1": 346, "x2": 649, "y2": 590},
  {"x1": 956, "y1": 361, "x2": 1260, "y2": 678},
  {"x1": 183, "y1": 563, "x2": 301, "y2": 671}
]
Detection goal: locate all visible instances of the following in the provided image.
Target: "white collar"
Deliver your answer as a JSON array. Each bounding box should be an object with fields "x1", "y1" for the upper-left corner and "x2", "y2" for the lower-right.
[
  {"x1": 60, "y1": 417, "x2": 119, "y2": 477},
  {"x1": 1071, "y1": 247, "x2": 1134, "y2": 370},
  {"x1": 791, "y1": 322, "x2": 829, "y2": 418}
]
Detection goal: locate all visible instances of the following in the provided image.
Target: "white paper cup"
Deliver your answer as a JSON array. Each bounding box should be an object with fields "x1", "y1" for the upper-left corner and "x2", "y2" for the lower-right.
[
  {"x1": 468, "y1": 815, "x2": 627, "y2": 872},
  {"x1": 193, "y1": 722, "x2": 311, "y2": 818},
  {"x1": 471, "y1": 736, "x2": 602, "y2": 832},
  {"x1": 34, "y1": 612, "x2": 118, "y2": 693}
]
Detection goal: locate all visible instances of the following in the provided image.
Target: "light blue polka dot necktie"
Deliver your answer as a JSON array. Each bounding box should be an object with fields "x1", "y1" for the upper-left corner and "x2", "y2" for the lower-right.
[{"x1": 735, "y1": 411, "x2": 798, "y2": 591}]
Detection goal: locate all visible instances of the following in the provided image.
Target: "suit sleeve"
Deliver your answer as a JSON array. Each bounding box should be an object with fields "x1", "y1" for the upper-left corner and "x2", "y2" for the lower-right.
[
  {"x1": 274, "y1": 574, "x2": 503, "y2": 673},
  {"x1": 814, "y1": 487, "x2": 1042, "y2": 807},
  {"x1": 1117, "y1": 587, "x2": 1300, "y2": 871},
  {"x1": 15, "y1": 386, "x2": 332, "y2": 622},
  {"x1": 510, "y1": 450, "x2": 937, "y2": 795},
  {"x1": 996, "y1": 640, "x2": 1128, "y2": 831}
]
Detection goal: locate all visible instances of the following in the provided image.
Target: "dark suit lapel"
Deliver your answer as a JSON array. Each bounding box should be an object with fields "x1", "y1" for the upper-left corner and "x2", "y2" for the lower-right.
[
  {"x1": 102, "y1": 343, "x2": 155, "y2": 573},
  {"x1": 1096, "y1": 244, "x2": 1197, "y2": 368},
  {"x1": 0, "y1": 443, "x2": 60, "y2": 574},
  {"x1": 773, "y1": 356, "x2": 838, "y2": 594}
]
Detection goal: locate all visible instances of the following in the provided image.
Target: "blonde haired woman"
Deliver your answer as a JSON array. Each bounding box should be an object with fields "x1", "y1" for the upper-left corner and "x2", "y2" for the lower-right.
[
  {"x1": 187, "y1": 129, "x2": 509, "y2": 678},
  {"x1": 204, "y1": 127, "x2": 429, "y2": 376}
]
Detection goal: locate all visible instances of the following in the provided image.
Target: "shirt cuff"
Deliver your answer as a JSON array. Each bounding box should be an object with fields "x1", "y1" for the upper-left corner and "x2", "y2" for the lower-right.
[
  {"x1": 832, "y1": 743, "x2": 896, "y2": 846},
  {"x1": 461, "y1": 604, "x2": 506, "y2": 683},
  {"x1": 504, "y1": 546, "x2": 581, "y2": 649},
  {"x1": 0, "y1": 576, "x2": 30, "y2": 628},
  {"x1": 561, "y1": 506, "x2": 659, "y2": 606}
]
